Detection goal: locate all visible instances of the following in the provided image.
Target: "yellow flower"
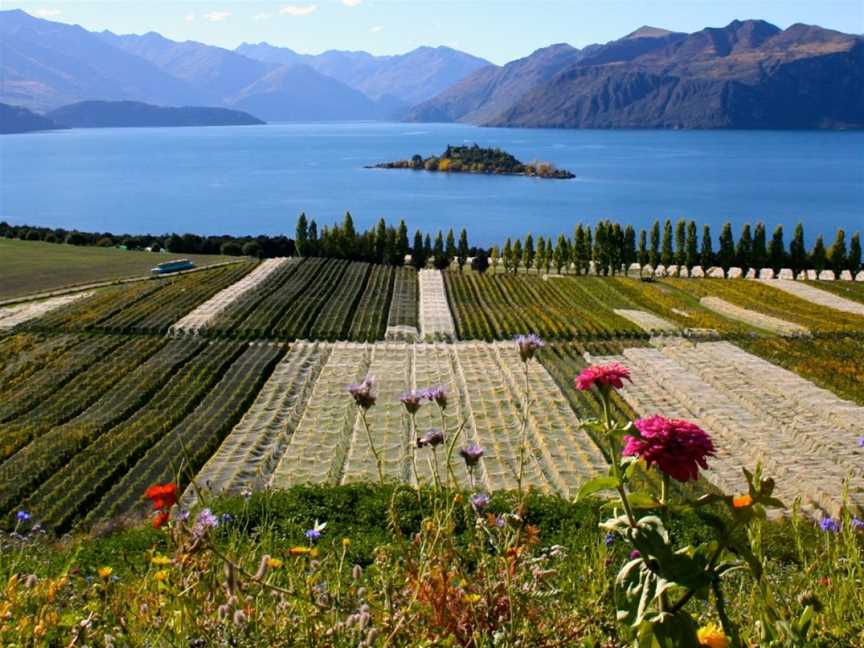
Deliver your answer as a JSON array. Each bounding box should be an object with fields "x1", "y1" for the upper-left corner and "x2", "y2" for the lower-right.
[
  {"x1": 97, "y1": 567, "x2": 113, "y2": 580},
  {"x1": 342, "y1": 537, "x2": 351, "y2": 547},
  {"x1": 266, "y1": 558, "x2": 283, "y2": 569},
  {"x1": 310, "y1": 547, "x2": 319, "y2": 559},
  {"x1": 151, "y1": 555, "x2": 172, "y2": 566},
  {"x1": 462, "y1": 593, "x2": 482, "y2": 604},
  {"x1": 732, "y1": 494, "x2": 753, "y2": 509},
  {"x1": 289, "y1": 546, "x2": 311, "y2": 556},
  {"x1": 697, "y1": 623, "x2": 729, "y2": 648},
  {"x1": 154, "y1": 570, "x2": 169, "y2": 582}
]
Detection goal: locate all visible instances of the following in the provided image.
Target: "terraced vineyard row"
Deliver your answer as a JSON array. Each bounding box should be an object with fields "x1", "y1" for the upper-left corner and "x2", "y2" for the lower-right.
[
  {"x1": 21, "y1": 263, "x2": 254, "y2": 335},
  {"x1": 443, "y1": 273, "x2": 646, "y2": 340}
]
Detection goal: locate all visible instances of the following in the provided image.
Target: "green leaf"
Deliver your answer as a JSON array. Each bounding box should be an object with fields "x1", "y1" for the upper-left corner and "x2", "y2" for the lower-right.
[
  {"x1": 576, "y1": 475, "x2": 620, "y2": 501},
  {"x1": 627, "y1": 491, "x2": 662, "y2": 510}
]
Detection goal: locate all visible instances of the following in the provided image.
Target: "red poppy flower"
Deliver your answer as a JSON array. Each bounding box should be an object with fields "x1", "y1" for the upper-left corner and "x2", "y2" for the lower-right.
[
  {"x1": 145, "y1": 483, "x2": 178, "y2": 510},
  {"x1": 152, "y1": 510, "x2": 170, "y2": 529}
]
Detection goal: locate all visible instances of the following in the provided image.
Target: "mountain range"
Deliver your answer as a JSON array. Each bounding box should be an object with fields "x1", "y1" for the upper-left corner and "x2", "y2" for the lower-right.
[
  {"x1": 0, "y1": 9, "x2": 489, "y2": 121},
  {"x1": 1, "y1": 9, "x2": 861, "y2": 129},
  {"x1": 408, "y1": 20, "x2": 864, "y2": 128}
]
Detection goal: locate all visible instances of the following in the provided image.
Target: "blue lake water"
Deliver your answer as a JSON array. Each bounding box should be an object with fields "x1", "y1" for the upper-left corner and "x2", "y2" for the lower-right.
[{"x1": 0, "y1": 122, "x2": 861, "y2": 246}]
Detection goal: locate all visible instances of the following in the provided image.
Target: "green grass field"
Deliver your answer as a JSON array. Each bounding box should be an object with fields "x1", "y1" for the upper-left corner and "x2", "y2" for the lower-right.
[{"x1": 0, "y1": 238, "x2": 236, "y2": 301}]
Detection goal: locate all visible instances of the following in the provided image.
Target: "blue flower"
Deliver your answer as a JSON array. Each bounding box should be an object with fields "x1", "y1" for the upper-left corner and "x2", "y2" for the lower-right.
[
  {"x1": 221, "y1": 513, "x2": 234, "y2": 524},
  {"x1": 852, "y1": 517, "x2": 864, "y2": 531},
  {"x1": 819, "y1": 517, "x2": 840, "y2": 533},
  {"x1": 858, "y1": 436, "x2": 864, "y2": 448},
  {"x1": 305, "y1": 519, "x2": 327, "y2": 542},
  {"x1": 16, "y1": 510, "x2": 31, "y2": 523},
  {"x1": 604, "y1": 532, "x2": 616, "y2": 547}
]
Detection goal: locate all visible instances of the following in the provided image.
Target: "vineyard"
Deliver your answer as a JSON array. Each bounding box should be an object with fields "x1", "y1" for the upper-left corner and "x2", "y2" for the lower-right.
[{"x1": 1, "y1": 260, "x2": 863, "y2": 529}]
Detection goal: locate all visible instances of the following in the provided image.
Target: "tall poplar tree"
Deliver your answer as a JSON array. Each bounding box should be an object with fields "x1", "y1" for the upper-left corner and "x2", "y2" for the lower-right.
[
  {"x1": 685, "y1": 221, "x2": 698, "y2": 268},
  {"x1": 718, "y1": 223, "x2": 735, "y2": 269},
  {"x1": 752, "y1": 223, "x2": 767, "y2": 269},
  {"x1": 638, "y1": 229, "x2": 648, "y2": 266},
  {"x1": 675, "y1": 219, "x2": 687, "y2": 266},
  {"x1": 457, "y1": 228, "x2": 469, "y2": 272},
  {"x1": 810, "y1": 235, "x2": 827, "y2": 271},
  {"x1": 827, "y1": 229, "x2": 847, "y2": 274},
  {"x1": 412, "y1": 230, "x2": 425, "y2": 269},
  {"x1": 295, "y1": 212, "x2": 309, "y2": 257},
  {"x1": 649, "y1": 220, "x2": 660, "y2": 267},
  {"x1": 524, "y1": 234, "x2": 535, "y2": 273},
  {"x1": 512, "y1": 239, "x2": 523, "y2": 274},
  {"x1": 789, "y1": 224, "x2": 806, "y2": 272},
  {"x1": 848, "y1": 233, "x2": 862, "y2": 273},
  {"x1": 768, "y1": 226, "x2": 786, "y2": 271},
  {"x1": 661, "y1": 219, "x2": 674, "y2": 267},
  {"x1": 700, "y1": 225, "x2": 713, "y2": 268}
]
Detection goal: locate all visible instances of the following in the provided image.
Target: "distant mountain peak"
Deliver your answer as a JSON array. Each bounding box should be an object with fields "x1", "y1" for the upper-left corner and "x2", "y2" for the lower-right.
[{"x1": 624, "y1": 26, "x2": 674, "y2": 39}]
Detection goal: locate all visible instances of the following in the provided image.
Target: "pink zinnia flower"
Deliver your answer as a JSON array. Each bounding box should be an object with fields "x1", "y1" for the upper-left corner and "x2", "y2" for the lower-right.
[
  {"x1": 623, "y1": 415, "x2": 715, "y2": 483},
  {"x1": 574, "y1": 363, "x2": 631, "y2": 391}
]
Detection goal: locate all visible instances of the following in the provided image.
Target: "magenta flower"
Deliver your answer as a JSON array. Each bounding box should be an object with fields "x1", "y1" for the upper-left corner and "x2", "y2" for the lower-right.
[
  {"x1": 623, "y1": 415, "x2": 716, "y2": 483},
  {"x1": 459, "y1": 443, "x2": 484, "y2": 467},
  {"x1": 514, "y1": 334, "x2": 544, "y2": 363},
  {"x1": 348, "y1": 376, "x2": 376, "y2": 409},
  {"x1": 575, "y1": 363, "x2": 631, "y2": 392},
  {"x1": 417, "y1": 429, "x2": 445, "y2": 448},
  {"x1": 399, "y1": 390, "x2": 424, "y2": 415},
  {"x1": 423, "y1": 386, "x2": 448, "y2": 410}
]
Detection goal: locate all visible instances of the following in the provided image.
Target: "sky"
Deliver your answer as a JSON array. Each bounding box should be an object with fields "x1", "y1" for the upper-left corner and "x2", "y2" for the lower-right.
[{"x1": 7, "y1": 0, "x2": 864, "y2": 64}]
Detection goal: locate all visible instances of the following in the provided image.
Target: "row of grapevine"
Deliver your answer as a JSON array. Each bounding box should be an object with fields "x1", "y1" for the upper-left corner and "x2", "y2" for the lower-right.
[
  {"x1": 348, "y1": 265, "x2": 394, "y2": 343},
  {"x1": 443, "y1": 273, "x2": 646, "y2": 340},
  {"x1": 308, "y1": 262, "x2": 371, "y2": 340},
  {"x1": 189, "y1": 342, "x2": 330, "y2": 499},
  {"x1": 0, "y1": 335, "x2": 166, "y2": 461},
  {"x1": 736, "y1": 335, "x2": 864, "y2": 407},
  {"x1": 762, "y1": 280, "x2": 864, "y2": 317},
  {"x1": 0, "y1": 292, "x2": 93, "y2": 330},
  {"x1": 271, "y1": 259, "x2": 349, "y2": 339},
  {"x1": 0, "y1": 333, "x2": 83, "y2": 393},
  {"x1": 22, "y1": 340, "x2": 247, "y2": 532},
  {"x1": 0, "y1": 334, "x2": 130, "y2": 425},
  {"x1": 0, "y1": 337, "x2": 206, "y2": 517},
  {"x1": 21, "y1": 264, "x2": 254, "y2": 335},
  {"x1": 171, "y1": 258, "x2": 291, "y2": 333},
  {"x1": 665, "y1": 278, "x2": 864, "y2": 333},
  {"x1": 386, "y1": 266, "x2": 419, "y2": 341},
  {"x1": 341, "y1": 344, "x2": 413, "y2": 483},
  {"x1": 418, "y1": 269, "x2": 456, "y2": 340},
  {"x1": 270, "y1": 344, "x2": 370, "y2": 487},
  {"x1": 95, "y1": 263, "x2": 254, "y2": 334},
  {"x1": 699, "y1": 296, "x2": 810, "y2": 336},
  {"x1": 205, "y1": 258, "x2": 305, "y2": 335},
  {"x1": 86, "y1": 342, "x2": 284, "y2": 522}
]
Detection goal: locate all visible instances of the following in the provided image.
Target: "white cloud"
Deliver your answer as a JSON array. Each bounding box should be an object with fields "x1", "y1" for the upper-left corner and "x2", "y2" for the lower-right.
[
  {"x1": 253, "y1": 12, "x2": 272, "y2": 21},
  {"x1": 32, "y1": 8, "x2": 62, "y2": 18},
  {"x1": 184, "y1": 12, "x2": 195, "y2": 22},
  {"x1": 342, "y1": 0, "x2": 363, "y2": 7},
  {"x1": 370, "y1": 25, "x2": 383, "y2": 33},
  {"x1": 204, "y1": 11, "x2": 231, "y2": 22},
  {"x1": 279, "y1": 4, "x2": 318, "y2": 16}
]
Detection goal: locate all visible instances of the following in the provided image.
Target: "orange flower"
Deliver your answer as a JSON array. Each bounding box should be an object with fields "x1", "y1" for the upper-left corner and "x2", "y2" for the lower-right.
[{"x1": 732, "y1": 494, "x2": 753, "y2": 509}]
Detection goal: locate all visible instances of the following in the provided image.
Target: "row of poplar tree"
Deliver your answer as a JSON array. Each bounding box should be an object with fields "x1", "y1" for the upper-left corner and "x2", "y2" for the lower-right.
[
  {"x1": 496, "y1": 220, "x2": 862, "y2": 275},
  {"x1": 294, "y1": 213, "x2": 861, "y2": 275},
  {"x1": 295, "y1": 212, "x2": 474, "y2": 270}
]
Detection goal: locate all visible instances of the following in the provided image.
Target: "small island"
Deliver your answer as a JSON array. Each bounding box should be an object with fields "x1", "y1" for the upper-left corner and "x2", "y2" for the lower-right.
[{"x1": 370, "y1": 144, "x2": 575, "y2": 179}]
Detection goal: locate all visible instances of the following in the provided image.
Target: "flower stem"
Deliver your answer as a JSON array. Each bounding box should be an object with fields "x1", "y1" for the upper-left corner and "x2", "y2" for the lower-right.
[
  {"x1": 361, "y1": 409, "x2": 384, "y2": 485},
  {"x1": 516, "y1": 361, "x2": 531, "y2": 499}
]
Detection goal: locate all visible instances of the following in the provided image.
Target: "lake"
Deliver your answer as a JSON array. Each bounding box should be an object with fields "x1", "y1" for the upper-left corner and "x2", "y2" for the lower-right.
[{"x1": 1, "y1": 122, "x2": 861, "y2": 246}]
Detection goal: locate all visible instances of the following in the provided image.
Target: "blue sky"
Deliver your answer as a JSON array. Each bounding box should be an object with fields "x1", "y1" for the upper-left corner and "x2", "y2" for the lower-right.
[{"x1": 10, "y1": 0, "x2": 864, "y2": 63}]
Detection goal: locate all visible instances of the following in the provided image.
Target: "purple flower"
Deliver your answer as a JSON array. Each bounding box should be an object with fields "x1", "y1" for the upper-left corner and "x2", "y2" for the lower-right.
[
  {"x1": 604, "y1": 532, "x2": 615, "y2": 547},
  {"x1": 422, "y1": 386, "x2": 448, "y2": 410},
  {"x1": 305, "y1": 519, "x2": 327, "y2": 542},
  {"x1": 459, "y1": 443, "x2": 484, "y2": 467},
  {"x1": 16, "y1": 510, "x2": 31, "y2": 523},
  {"x1": 819, "y1": 517, "x2": 840, "y2": 533},
  {"x1": 470, "y1": 493, "x2": 491, "y2": 512},
  {"x1": 514, "y1": 334, "x2": 544, "y2": 363},
  {"x1": 629, "y1": 550, "x2": 641, "y2": 559},
  {"x1": 221, "y1": 513, "x2": 234, "y2": 524},
  {"x1": 494, "y1": 516, "x2": 505, "y2": 528},
  {"x1": 193, "y1": 508, "x2": 219, "y2": 537},
  {"x1": 417, "y1": 429, "x2": 445, "y2": 448},
  {"x1": 399, "y1": 390, "x2": 424, "y2": 415},
  {"x1": 348, "y1": 376, "x2": 376, "y2": 409},
  {"x1": 851, "y1": 518, "x2": 864, "y2": 531},
  {"x1": 858, "y1": 436, "x2": 864, "y2": 448}
]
